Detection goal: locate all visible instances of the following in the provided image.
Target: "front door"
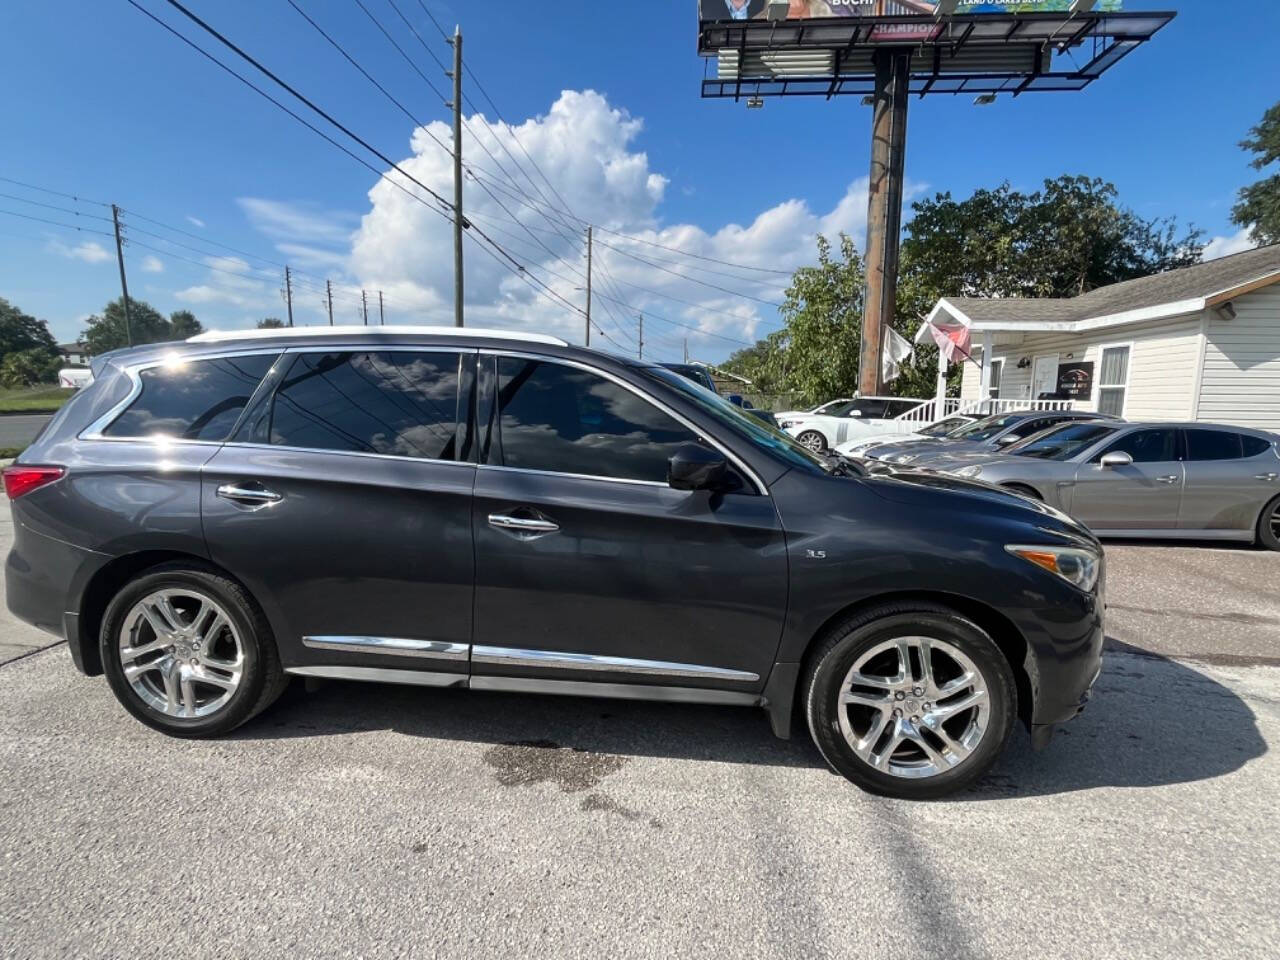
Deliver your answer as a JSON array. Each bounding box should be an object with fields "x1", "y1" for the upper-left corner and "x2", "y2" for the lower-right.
[
  {"x1": 1032, "y1": 355, "x2": 1058, "y2": 400},
  {"x1": 1070, "y1": 427, "x2": 1183, "y2": 531},
  {"x1": 201, "y1": 348, "x2": 476, "y2": 677},
  {"x1": 470, "y1": 355, "x2": 788, "y2": 694}
]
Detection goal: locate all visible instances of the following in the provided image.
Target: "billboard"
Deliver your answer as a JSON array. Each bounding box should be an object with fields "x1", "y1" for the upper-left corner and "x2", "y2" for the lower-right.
[{"x1": 699, "y1": 1, "x2": 1122, "y2": 20}]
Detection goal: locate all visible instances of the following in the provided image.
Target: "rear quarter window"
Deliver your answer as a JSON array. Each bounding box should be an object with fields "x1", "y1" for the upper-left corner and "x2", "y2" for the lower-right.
[{"x1": 103, "y1": 354, "x2": 278, "y2": 441}]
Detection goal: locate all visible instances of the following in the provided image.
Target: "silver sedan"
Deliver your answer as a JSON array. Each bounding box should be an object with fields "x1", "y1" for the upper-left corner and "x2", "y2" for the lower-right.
[{"x1": 931, "y1": 421, "x2": 1280, "y2": 549}]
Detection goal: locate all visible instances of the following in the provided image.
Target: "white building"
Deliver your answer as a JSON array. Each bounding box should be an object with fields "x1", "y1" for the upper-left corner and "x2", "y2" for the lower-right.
[{"x1": 920, "y1": 244, "x2": 1280, "y2": 432}]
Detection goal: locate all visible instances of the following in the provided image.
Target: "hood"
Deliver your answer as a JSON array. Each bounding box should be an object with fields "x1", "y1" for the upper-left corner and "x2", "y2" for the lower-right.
[
  {"x1": 874, "y1": 439, "x2": 987, "y2": 464},
  {"x1": 860, "y1": 467, "x2": 1095, "y2": 543}
]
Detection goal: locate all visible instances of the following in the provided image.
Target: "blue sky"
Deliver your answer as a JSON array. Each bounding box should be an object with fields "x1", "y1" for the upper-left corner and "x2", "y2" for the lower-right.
[{"x1": 1, "y1": 1, "x2": 1276, "y2": 362}]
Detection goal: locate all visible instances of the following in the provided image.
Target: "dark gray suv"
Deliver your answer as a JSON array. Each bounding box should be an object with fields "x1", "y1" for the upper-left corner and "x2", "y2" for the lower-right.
[{"x1": 4, "y1": 327, "x2": 1105, "y2": 799}]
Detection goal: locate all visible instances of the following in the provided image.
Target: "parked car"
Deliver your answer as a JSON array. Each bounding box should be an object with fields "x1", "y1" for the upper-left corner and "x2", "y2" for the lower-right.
[
  {"x1": 660, "y1": 362, "x2": 717, "y2": 394},
  {"x1": 936, "y1": 421, "x2": 1280, "y2": 548},
  {"x1": 781, "y1": 396, "x2": 931, "y2": 453},
  {"x1": 864, "y1": 410, "x2": 1116, "y2": 466},
  {"x1": 4, "y1": 326, "x2": 1106, "y2": 799},
  {"x1": 836, "y1": 414, "x2": 977, "y2": 457},
  {"x1": 772, "y1": 397, "x2": 856, "y2": 423}
]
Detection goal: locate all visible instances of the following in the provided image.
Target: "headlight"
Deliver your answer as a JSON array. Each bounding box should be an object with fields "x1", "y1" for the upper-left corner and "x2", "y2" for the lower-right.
[
  {"x1": 780, "y1": 420, "x2": 798, "y2": 430},
  {"x1": 955, "y1": 465, "x2": 982, "y2": 479},
  {"x1": 1006, "y1": 544, "x2": 1101, "y2": 592}
]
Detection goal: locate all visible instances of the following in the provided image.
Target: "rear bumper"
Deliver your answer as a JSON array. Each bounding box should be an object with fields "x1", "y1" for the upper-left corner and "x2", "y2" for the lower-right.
[{"x1": 5, "y1": 517, "x2": 107, "y2": 673}]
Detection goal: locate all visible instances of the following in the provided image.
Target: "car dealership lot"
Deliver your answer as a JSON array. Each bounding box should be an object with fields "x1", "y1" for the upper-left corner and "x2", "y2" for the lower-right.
[{"x1": 2, "y1": 517, "x2": 1278, "y2": 959}]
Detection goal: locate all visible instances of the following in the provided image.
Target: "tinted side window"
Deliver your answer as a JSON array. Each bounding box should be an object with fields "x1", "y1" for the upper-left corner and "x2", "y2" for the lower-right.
[
  {"x1": 1242, "y1": 435, "x2": 1275, "y2": 458},
  {"x1": 1101, "y1": 429, "x2": 1179, "y2": 464},
  {"x1": 105, "y1": 354, "x2": 278, "y2": 441},
  {"x1": 495, "y1": 358, "x2": 699, "y2": 482},
  {"x1": 1008, "y1": 416, "x2": 1064, "y2": 441},
  {"x1": 1186, "y1": 430, "x2": 1244, "y2": 462},
  {"x1": 265, "y1": 352, "x2": 460, "y2": 459}
]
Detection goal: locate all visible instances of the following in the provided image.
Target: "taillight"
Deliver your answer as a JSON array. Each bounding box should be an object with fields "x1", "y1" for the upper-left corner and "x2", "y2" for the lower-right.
[{"x1": 2, "y1": 465, "x2": 65, "y2": 500}]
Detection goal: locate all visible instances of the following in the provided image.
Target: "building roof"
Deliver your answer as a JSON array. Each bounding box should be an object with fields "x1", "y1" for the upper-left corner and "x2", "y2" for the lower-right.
[
  {"x1": 57, "y1": 342, "x2": 84, "y2": 352},
  {"x1": 920, "y1": 243, "x2": 1280, "y2": 340}
]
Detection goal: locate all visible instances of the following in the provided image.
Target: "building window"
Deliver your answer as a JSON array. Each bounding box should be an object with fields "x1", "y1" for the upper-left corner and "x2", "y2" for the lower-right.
[
  {"x1": 988, "y1": 358, "x2": 1003, "y2": 400},
  {"x1": 1097, "y1": 345, "x2": 1130, "y2": 417}
]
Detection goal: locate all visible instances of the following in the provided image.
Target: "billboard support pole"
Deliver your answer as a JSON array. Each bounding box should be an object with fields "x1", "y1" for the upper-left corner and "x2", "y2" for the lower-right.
[{"x1": 859, "y1": 47, "x2": 911, "y2": 398}]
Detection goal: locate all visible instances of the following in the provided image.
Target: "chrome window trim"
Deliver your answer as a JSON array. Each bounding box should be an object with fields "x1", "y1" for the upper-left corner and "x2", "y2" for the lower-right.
[
  {"x1": 471, "y1": 645, "x2": 760, "y2": 683},
  {"x1": 477, "y1": 463, "x2": 668, "y2": 489},
  {"x1": 79, "y1": 346, "x2": 288, "y2": 442},
  {"x1": 285, "y1": 666, "x2": 467, "y2": 688},
  {"x1": 302, "y1": 635, "x2": 470, "y2": 661},
  {"x1": 480, "y1": 349, "x2": 769, "y2": 496},
  {"x1": 220, "y1": 441, "x2": 477, "y2": 470}
]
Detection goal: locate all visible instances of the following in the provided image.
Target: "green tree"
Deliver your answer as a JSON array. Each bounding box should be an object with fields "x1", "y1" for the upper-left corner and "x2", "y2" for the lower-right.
[
  {"x1": 1232, "y1": 101, "x2": 1280, "y2": 245},
  {"x1": 80, "y1": 298, "x2": 173, "y2": 356},
  {"x1": 258, "y1": 317, "x2": 286, "y2": 329},
  {"x1": 0, "y1": 298, "x2": 58, "y2": 356},
  {"x1": 0, "y1": 348, "x2": 61, "y2": 388},
  {"x1": 775, "y1": 233, "x2": 865, "y2": 408},
  {"x1": 169, "y1": 310, "x2": 203, "y2": 339}
]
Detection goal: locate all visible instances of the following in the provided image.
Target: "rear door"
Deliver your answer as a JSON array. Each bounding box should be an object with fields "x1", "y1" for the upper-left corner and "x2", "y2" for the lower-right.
[
  {"x1": 1179, "y1": 429, "x2": 1280, "y2": 534},
  {"x1": 470, "y1": 353, "x2": 787, "y2": 694},
  {"x1": 1070, "y1": 427, "x2": 1183, "y2": 531},
  {"x1": 201, "y1": 348, "x2": 475, "y2": 679}
]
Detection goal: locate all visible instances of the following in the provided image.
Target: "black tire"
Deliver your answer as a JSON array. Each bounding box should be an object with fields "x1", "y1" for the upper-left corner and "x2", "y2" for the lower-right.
[
  {"x1": 803, "y1": 602, "x2": 1016, "y2": 800},
  {"x1": 1257, "y1": 494, "x2": 1280, "y2": 551},
  {"x1": 797, "y1": 430, "x2": 828, "y2": 454},
  {"x1": 1001, "y1": 483, "x2": 1043, "y2": 501},
  {"x1": 100, "y1": 562, "x2": 287, "y2": 738}
]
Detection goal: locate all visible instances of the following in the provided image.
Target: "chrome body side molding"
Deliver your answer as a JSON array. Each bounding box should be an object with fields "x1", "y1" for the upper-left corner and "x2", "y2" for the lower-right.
[
  {"x1": 286, "y1": 666, "x2": 467, "y2": 688},
  {"x1": 469, "y1": 676, "x2": 762, "y2": 707},
  {"x1": 301, "y1": 635, "x2": 470, "y2": 661},
  {"x1": 471, "y1": 645, "x2": 760, "y2": 683}
]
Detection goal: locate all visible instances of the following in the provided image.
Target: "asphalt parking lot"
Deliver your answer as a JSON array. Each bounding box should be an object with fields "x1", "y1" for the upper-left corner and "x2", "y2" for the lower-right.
[{"x1": 1, "y1": 510, "x2": 1277, "y2": 959}]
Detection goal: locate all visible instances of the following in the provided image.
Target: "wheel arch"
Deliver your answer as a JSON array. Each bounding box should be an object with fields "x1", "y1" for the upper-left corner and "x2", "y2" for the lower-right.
[
  {"x1": 766, "y1": 589, "x2": 1035, "y2": 740},
  {"x1": 75, "y1": 550, "x2": 246, "y2": 676}
]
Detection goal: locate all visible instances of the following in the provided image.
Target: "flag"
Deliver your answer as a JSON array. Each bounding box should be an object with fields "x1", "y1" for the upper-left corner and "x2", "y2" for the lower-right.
[
  {"x1": 927, "y1": 321, "x2": 972, "y2": 367},
  {"x1": 881, "y1": 327, "x2": 915, "y2": 385}
]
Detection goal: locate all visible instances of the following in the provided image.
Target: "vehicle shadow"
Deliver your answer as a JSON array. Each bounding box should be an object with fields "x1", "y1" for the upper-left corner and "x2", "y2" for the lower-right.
[{"x1": 235, "y1": 645, "x2": 1267, "y2": 796}]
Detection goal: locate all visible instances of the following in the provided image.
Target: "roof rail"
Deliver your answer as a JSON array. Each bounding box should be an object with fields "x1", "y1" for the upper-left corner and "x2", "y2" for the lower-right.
[{"x1": 187, "y1": 325, "x2": 569, "y2": 346}]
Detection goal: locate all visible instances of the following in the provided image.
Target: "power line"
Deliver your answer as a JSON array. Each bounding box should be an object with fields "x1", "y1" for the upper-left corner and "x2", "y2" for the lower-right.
[
  {"x1": 590, "y1": 223, "x2": 794, "y2": 276},
  {"x1": 591, "y1": 236, "x2": 784, "y2": 308},
  {"x1": 0, "y1": 191, "x2": 115, "y2": 224},
  {"x1": 0, "y1": 175, "x2": 109, "y2": 208}
]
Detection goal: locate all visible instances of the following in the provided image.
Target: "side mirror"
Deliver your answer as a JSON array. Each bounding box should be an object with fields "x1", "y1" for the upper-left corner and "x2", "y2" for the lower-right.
[
  {"x1": 1100, "y1": 451, "x2": 1133, "y2": 469},
  {"x1": 727, "y1": 394, "x2": 744, "y2": 407},
  {"x1": 995, "y1": 434, "x2": 1019, "y2": 447},
  {"x1": 846, "y1": 410, "x2": 863, "y2": 417},
  {"x1": 668, "y1": 444, "x2": 727, "y2": 491}
]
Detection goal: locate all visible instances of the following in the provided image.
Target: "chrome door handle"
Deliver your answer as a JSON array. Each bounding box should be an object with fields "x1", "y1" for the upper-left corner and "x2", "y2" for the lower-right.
[
  {"x1": 1255, "y1": 473, "x2": 1279, "y2": 482},
  {"x1": 488, "y1": 513, "x2": 559, "y2": 533},
  {"x1": 216, "y1": 483, "x2": 283, "y2": 506},
  {"x1": 1156, "y1": 475, "x2": 1180, "y2": 484}
]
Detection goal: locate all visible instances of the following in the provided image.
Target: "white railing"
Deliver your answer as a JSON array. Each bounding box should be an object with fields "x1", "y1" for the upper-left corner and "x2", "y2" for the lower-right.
[
  {"x1": 893, "y1": 396, "x2": 1074, "y2": 426},
  {"x1": 895, "y1": 398, "x2": 963, "y2": 424}
]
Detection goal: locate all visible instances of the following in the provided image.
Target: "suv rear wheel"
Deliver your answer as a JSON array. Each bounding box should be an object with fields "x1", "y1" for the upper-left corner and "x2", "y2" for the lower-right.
[
  {"x1": 100, "y1": 563, "x2": 287, "y2": 737},
  {"x1": 804, "y1": 603, "x2": 1016, "y2": 799},
  {"x1": 1258, "y1": 494, "x2": 1280, "y2": 552}
]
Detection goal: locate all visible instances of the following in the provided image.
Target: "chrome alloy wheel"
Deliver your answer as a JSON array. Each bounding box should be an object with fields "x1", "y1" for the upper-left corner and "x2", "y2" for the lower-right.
[
  {"x1": 797, "y1": 431, "x2": 826, "y2": 453},
  {"x1": 118, "y1": 589, "x2": 244, "y2": 719},
  {"x1": 1271, "y1": 502, "x2": 1280, "y2": 539},
  {"x1": 837, "y1": 636, "x2": 989, "y2": 780}
]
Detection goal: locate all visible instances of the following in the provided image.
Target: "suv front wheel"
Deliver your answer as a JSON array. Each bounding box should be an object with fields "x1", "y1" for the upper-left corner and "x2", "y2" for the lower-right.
[
  {"x1": 100, "y1": 563, "x2": 287, "y2": 737},
  {"x1": 804, "y1": 603, "x2": 1016, "y2": 799}
]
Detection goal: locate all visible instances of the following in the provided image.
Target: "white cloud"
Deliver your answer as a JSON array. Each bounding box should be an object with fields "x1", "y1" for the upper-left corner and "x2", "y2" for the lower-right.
[
  {"x1": 175, "y1": 255, "x2": 276, "y2": 310},
  {"x1": 48, "y1": 238, "x2": 111, "y2": 264},
  {"x1": 1203, "y1": 228, "x2": 1256, "y2": 261},
  {"x1": 141, "y1": 255, "x2": 165, "y2": 273},
  {"x1": 337, "y1": 89, "x2": 913, "y2": 359},
  {"x1": 186, "y1": 216, "x2": 206, "y2": 228}
]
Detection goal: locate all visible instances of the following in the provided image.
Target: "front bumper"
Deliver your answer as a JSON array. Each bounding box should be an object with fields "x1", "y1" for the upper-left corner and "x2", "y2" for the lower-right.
[{"x1": 1030, "y1": 660, "x2": 1102, "y2": 750}]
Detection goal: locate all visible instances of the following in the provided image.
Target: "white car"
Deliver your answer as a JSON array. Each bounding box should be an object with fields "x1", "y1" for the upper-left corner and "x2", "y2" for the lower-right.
[
  {"x1": 835, "y1": 415, "x2": 977, "y2": 457},
  {"x1": 780, "y1": 396, "x2": 929, "y2": 453},
  {"x1": 773, "y1": 398, "x2": 857, "y2": 423}
]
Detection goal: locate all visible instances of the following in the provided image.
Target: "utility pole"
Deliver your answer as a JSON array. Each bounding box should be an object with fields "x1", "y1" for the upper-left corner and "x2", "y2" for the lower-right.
[
  {"x1": 584, "y1": 225, "x2": 593, "y2": 347},
  {"x1": 684, "y1": 337, "x2": 689, "y2": 364},
  {"x1": 361, "y1": 290, "x2": 369, "y2": 325},
  {"x1": 449, "y1": 26, "x2": 464, "y2": 328},
  {"x1": 326, "y1": 280, "x2": 334, "y2": 326},
  {"x1": 284, "y1": 266, "x2": 295, "y2": 327},
  {"x1": 378, "y1": 290, "x2": 385, "y2": 325},
  {"x1": 110, "y1": 204, "x2": 133, "y2": 346},
  {"x1": 637, "y1": 314, "x2": 644, "y2": 360},
  {"x1": 858, "y1": 47, "x2": 910, "y2": 397}
]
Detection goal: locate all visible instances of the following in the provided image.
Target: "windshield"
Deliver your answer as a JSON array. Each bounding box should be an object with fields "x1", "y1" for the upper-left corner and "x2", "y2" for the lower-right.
[
  {"x1": 950, "y1": 413, "x2": 1026, "y2": 443},
  {"x1": 641, "y1": 365, "x2": 830, "y2": 474},
  {"x1": 1006, "y1": 423, "x2": 1118, "y2": 461},
  {"x1": 920, "y1": 416, "x2": 971, "y2": 438},
  {"x1": 812, "y1": 400, "x2": 857, "y2": 417},
  {"x1": 660, "y1": 363, "x2": 716, "y2": 394}
]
